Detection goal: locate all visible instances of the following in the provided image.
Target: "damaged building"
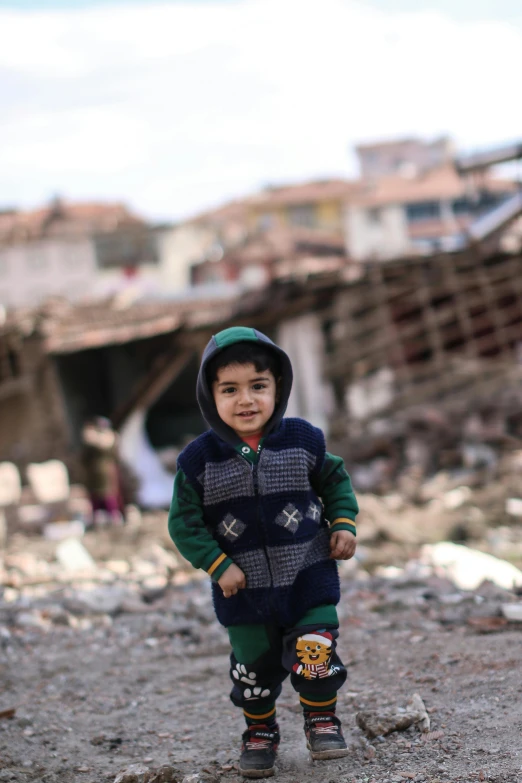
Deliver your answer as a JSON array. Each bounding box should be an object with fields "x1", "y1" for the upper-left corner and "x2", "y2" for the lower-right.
[{"x1": 1, "y1": 141, "x2": 521, "y2": 507}]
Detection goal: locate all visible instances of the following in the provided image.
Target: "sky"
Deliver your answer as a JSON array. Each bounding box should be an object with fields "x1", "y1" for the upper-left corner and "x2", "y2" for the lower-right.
[{"x1": 1, "y1": 0, "x2": 521, "y2": 221}]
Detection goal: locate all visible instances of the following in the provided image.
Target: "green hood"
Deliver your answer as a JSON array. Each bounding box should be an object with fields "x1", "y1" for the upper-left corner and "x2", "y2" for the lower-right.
[{"x1": 196, "y1": 326, "x2": 293, "y2": 447}]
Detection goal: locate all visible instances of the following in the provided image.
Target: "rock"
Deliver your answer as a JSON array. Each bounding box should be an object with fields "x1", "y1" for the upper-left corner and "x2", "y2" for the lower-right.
[
  {"x1": 27, "y1": 460, "x2": 70, "y2": 504},
  {"x1": 113, "y1": 763, "x2": 150, "y2": 783},
  {"x1": 141, "y1": 575, "x2": 168, "y2": 602},
  {"x1": 145, "y1": 766, "x2": 182, "y2": 782},
  {"x1": 0, "y1": 462, "x2": 22, "y2": 505},
  {"x1": 44, "y1": 520, "x2": 85, "y2": 541},
  {"x1": 356, "y1": 692, "x2": 430, "y2": 738},
  {"x1": 105, "y1": 560, "x2": 131, "y2": 576},
  {"x1": 66, "y1": 586, "x2": 134, "y2": 615},
  {"x1": 141, "y1": 543, "x2": 179, "y2": 572},
  {"x1": 185, "y1": 594, "x2": 214, "y2": 624},
  {"x1": 505, "y1": 498, "x2": 522, "y2": 517},
  {"x1": 443, "y1": 486, "x2": 472, "y2": 510},
  {"x1": 55, "y1": 538, "x2": 96, "y2": 572},
  {"x1": 420, "y1": 542, "x2": 522, "y2": 591},
  {"x1": 501, "y1": 603, "x2": 522, "y2": 621},
  {"x1": 15, "y1": 610, "x2": 50, "y2": 630},
  {"x1": 0, "y1": 626, "x2": 11, "y2": 646}
]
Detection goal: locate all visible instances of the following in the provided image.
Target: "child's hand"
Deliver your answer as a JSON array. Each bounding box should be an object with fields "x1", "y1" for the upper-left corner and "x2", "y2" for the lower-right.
[
  {"x1": 218, "y1": 563, "x2": 246, "y2": 598},
  {"x1": 330, "y1": 529, "x2": 356, "y2": 560}
]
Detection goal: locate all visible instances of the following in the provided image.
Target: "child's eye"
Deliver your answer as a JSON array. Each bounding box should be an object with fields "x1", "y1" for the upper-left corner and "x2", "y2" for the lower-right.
[
  {"x1": 252, "y1": 383, "x2": 267, "y2": 390},
  {"x1": 222, "y1": 387, "x2": 236, "y2": 394}
]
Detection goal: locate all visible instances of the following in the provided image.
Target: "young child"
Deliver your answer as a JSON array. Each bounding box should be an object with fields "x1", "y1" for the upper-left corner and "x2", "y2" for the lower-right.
[
  {"x1": 168, "y1": 327, "x2": 358, "y2": 778},
  {"x1": 81, "y1": 416, "x2": 124, "y2": 526}
]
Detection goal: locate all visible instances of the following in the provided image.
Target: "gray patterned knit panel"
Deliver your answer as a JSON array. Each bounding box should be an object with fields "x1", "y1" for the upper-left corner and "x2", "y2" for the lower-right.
[
  {"x1": 257, "y1": 448, "x2": 316, "y2": 495},
  {"x1": 275, "y1": 503, "x2": 303, "y2": 534},
  {"x1": 266, "y1": 529, "x2": 330, "y2": 587},
  {"x1": 218, "y1": 513, "x2": 247, "y2": 542},
  {"x1": 203, "y1": 458, "x2": 255, "y2": 506},
  {"x1": 233, "y1": 549, "x2": 272, "y2": 589}
]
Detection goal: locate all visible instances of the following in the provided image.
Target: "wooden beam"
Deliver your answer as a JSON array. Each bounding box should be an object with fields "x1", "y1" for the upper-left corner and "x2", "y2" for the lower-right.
[{"x1": 112, "y1": 347, "x2": 195, "y2": 429}]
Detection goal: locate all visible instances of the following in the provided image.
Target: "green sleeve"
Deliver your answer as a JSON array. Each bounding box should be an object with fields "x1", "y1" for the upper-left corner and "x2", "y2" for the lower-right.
[
  {"x1": 311, "y1": 452, "x2": 358, "y2": 536},
  {"x1": 167, "y1": 469, "x2": 233, "y2": 581}
]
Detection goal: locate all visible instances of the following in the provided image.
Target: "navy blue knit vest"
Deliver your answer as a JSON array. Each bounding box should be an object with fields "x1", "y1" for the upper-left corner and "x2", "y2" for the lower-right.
[{"x1": 177, "y1": 417, "x2": 340, "y2": 627}]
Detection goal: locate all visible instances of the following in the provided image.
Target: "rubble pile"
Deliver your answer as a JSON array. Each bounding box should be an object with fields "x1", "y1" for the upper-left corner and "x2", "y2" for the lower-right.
[
  {"x1": 0, "y1": 520, "x2": 522, "y2": 781},
  {"x1": 1, "y1": 468, "x2": 522, "y2": 781}
]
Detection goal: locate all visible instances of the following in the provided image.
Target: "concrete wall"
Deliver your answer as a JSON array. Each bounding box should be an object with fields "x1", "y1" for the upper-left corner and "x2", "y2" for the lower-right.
[
  {"x1": 0, "y1": 238, "x2": 98, "y2": 308},
  {"x1": 276, "y1": 314, "x2": 334, "y2": 435},
  {"x1": 156, "y1": 223, "x2": 217, "y2": 292},
  {"x1": 344, "y1": 204, "x2": 411, "y2": 261}
]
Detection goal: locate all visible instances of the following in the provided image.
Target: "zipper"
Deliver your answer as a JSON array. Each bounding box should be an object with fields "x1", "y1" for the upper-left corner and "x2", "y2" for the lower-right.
[{"x1": 251, "y1": 459, "x2": 274, "y2": 594}]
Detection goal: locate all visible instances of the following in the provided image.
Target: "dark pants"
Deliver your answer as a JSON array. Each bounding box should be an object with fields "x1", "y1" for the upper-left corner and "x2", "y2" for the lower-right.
[{"x1": 227, "y1": 604, "x2": 346, "y2": 722}]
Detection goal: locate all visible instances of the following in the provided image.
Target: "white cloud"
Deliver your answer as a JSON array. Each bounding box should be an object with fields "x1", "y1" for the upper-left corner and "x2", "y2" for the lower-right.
[{"x1": 0, "y1": 0, "x2": 521, "y2": 219}]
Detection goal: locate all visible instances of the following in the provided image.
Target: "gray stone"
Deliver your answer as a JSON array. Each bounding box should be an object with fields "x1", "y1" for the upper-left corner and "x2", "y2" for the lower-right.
[
  {"x1": 113, "y1": 764, "x2": 150, "y2": 783},
  {"x1": 145, "y1": 766, "x2": 182, "y2": 783}
]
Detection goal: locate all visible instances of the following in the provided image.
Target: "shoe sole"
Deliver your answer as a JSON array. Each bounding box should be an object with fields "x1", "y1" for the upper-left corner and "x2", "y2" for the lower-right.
[
  {"x1": 307, "y1": 743, "x2": 351, "y2": 760},
  {"x1": 238, "y1": 766, "x2": 275, "y2": 778}
]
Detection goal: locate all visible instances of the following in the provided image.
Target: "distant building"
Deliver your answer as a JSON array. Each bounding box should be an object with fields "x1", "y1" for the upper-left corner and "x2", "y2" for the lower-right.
[
  {"x1": 247, "y1": 179, "x2": 359, "y2": 234},
  {"x1": 356, "y1": 136, "x2": 455, "y2": 179},
  {"x1": 155, "y1": 200, "x2": 250, "y2": 293},
  {"x1": 345, "y1": 162, "x2": 516, "y2": 258},
  {"x1": 190, "y1": 226, "x2": 347, "y2": 288},
  {"x1": 0, "y1": 199, "x2": 159, "y2": 309}
]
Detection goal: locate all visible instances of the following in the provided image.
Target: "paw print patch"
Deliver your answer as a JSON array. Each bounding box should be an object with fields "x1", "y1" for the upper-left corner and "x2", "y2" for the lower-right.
[{"x1": 232, "y1": 663, "x2": 271, "y2": 700}]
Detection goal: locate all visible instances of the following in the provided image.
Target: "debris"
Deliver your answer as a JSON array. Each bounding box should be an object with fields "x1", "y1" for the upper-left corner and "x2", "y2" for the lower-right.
[
  {"x1": 420, "y1": 542, "x2": 522, "y2": 591},
  {"x1": 356, "y1": 692, "x2": 430, "y2": 738},
  {"x1": 505, "y1": 498, "x2": 522, "y2": 517},
  {"x1": 0, "y1": 708, "x2": 15, "y2": 720},
  {"x1": 55, "y1": 538, "x2": 96, "y2": 572},
  {"x1": 443, "y1": 486, "x2": 472, "y2": 510},
  {"x1": 43, "y1": 520, "x2": 85, "y2": 540},
  {"x1": 27, "y1": 460, "x2": 70, "y2": 504},
  {"x1": 467, "y1": 616, "x2": 509, "y2": 633},
  {"x1": 65, "y1": 586, "x2": 135, "y2": 615},
  {"x1": 422, "y1": 730, "x2": 445, "y2": 741},
  {"x1": 146, "y1": 766, "x2": 182, "y2": 783},
  {"x1": 113, "y1": 764, "x2": 150, "y2": 783},
  {"x1": 501, "y1": 603, "x2": 522, "y2": 622},
  {"x1": 0, "y1": 462, "x2": 22, "y2": 505},
  {"x1": 15, "y1": 610, "x2": 51, "y2": 630}
]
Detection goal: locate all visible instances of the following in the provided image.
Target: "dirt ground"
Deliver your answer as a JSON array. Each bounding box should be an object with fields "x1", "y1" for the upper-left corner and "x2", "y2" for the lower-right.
[{"x1": 1, "y1": 516, "x2": 522, "y2": 783}]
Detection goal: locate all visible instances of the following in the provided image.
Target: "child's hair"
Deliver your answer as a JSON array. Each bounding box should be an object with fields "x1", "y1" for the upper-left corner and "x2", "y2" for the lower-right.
[{"x1": 206, "y1": 341, "x2": 281, "y2": 385}]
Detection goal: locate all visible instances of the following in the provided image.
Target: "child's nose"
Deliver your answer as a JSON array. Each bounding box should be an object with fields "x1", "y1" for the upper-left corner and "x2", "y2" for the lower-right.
[{"x1": 238, "y1": 389, "x2": 254, "y2": 405}]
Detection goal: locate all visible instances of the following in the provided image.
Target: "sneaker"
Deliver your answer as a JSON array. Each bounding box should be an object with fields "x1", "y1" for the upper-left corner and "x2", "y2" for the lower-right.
[
  {"x1": 304, "y1": 712, "x2": 350, "y2": 760},
  {"x1": 239, "y1": 724, "x2": 280, "y2": 778}
]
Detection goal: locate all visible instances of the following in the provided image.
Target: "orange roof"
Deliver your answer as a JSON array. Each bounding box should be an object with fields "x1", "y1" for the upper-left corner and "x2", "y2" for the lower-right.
[
  {"x1": 190, "y1": 199, "x2": 251, "y2": 226},
  {"x1": 349, "y1": 164, "x2": 517, "y2": 208},
  {"x1": 0, "y1": 200, "x2": 146, "y2": 245},
  {"x1": 218, "y1": 226, "x2": 345, "y2": 266},
  {"x1": 250, "y1": 179, "x2": 361, "y2": 208}
]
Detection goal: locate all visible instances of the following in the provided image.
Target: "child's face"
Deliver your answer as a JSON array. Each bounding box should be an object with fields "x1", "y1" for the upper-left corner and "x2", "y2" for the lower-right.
[{"x1": 212, "y1": 362, "x2": 277, "y2": 439}]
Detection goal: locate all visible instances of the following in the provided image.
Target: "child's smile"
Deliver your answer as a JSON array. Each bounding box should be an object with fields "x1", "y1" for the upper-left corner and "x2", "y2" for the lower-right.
[{"x1": 212, "y1": 362, "x2": 278, "y2": 439}]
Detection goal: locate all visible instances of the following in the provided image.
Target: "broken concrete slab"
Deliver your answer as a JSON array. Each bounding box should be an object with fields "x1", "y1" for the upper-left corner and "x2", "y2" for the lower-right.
[
  {"x1": 420, "y1": 542, "x2": 522, "y2": 591},
  {"x1": 501, "y1": 603, "x2": 522, "y2": 621},
  {"x1": 55, "y1": 538, "x2": 95, "y2": 572}
]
